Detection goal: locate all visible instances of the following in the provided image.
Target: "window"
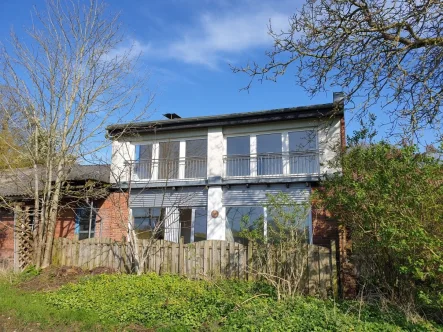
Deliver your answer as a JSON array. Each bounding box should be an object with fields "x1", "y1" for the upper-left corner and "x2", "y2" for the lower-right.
[
  {"x1": 135, "y1": 144, "x2": 153, "y2": 179},
  {"x1": 158, "y1": 141, "x2": 180, "y2": 179},
  {"x1": 225, "y1": 206, "x2": 263, "y2": 244},
  {"x1": 77, "y1": 206, "x2": 96, "y2": 240},
  {"x1": 179, "y1": 208, "x2": 207, "y2": 244},
  {"x1": 193, "y1": 208, "x2": 207, "y2": 242},
  {"x1": 257, "y1": 133, "x2": 282, "y2": 175},
  {"x1": 289, "y1": 130, "x2": 317, "y2": 151},
  {"x1": 185, "y1": 139, "x2": 207, "y2": 178},
  {"x1": 288, "y1": 130, "x2": 318, "y2": 174},
  {"x1": 226, "y1": 136, "x2": 250, "y2": 176},
  {"x1": 132, "y1": 207, "x2": 165, "y2": 239},
  {"x1": 266, "y1": 205, "x2": 312, "y2": 244}
]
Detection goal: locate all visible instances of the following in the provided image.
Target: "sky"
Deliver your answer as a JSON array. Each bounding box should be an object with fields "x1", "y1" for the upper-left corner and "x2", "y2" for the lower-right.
[{"x1": 0, "y1": 0, "x2": 428, "y2": 148}]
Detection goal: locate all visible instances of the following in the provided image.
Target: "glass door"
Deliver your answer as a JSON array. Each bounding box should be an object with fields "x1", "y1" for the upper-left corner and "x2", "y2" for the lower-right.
[{"x1": 179, "y1": 208, "x2": 207, "y2": 244}]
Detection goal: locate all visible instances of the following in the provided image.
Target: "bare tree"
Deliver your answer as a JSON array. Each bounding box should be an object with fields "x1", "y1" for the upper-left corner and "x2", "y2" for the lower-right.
[
  {"x1": 0, "y1": 0, "x2": 151, "y2": 268},
  {"x1": 233, "y1": 0, "x2": 443, "y2": 141},
  {"x1": 99, "y1": 138, "x2": 205, "y2": 275}
]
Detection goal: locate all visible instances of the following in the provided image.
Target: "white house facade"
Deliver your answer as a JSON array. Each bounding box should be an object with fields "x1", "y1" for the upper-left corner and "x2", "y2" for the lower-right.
[{"x1": 107, "y1": 96, "x2": 344, "y2": 245}]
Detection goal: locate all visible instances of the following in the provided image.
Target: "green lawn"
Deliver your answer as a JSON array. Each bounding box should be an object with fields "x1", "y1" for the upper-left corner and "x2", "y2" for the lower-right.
[{"x1": 0, "y1": 271, "x2": 441, "y2": 331}]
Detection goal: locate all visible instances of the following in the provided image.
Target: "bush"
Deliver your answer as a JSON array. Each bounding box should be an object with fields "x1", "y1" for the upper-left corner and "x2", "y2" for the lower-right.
[{"x1": 316, "y1": 142, "x2": 443, "y2": 319}]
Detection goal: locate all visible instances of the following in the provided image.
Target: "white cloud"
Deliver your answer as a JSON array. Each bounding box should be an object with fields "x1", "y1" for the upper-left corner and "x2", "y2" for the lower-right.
[
  {"x1": 131, "y1": 3, "x2": 294, "y2": 69},
  {"x1": 103, "y1": 40, "x2": 152, "y2": 62},
  {"x1": 165, "y1": 9, "x2": 289, "y2": 68}
]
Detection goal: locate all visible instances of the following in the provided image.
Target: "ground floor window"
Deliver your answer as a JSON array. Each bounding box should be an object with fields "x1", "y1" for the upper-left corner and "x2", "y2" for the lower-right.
[
  {"x1": 225, "y1": 205, "x2": 312, "y2": 244},
  {"x1": 179, "y1": 208, "x2": 207, "y2": 244},
  {"x1": 225, "y1": 206, "x2": 264, "y2": 244},
  {"x1": 132, "y1": 207, "x2": 165, "y2": 240},
  {"x1": 76, "y1": 205, "x2": 97, "y2": 240}
]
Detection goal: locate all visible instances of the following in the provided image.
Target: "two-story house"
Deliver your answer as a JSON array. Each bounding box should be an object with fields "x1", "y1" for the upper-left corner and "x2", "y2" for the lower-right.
[{"x1": 107, "y1": 94, "x2": 344, "y2": 247}]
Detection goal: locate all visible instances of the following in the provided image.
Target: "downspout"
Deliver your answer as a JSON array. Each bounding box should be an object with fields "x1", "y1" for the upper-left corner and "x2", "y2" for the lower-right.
[{"x1": 88, "y1": 200, "x2": 94, "y2": 239}]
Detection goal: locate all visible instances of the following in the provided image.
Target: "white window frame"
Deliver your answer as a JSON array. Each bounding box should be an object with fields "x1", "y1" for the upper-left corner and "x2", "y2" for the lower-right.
[
  {"x1": 132, "y1": 136, "x2": 207, "y2": 181},
  {"x1": 223, "y1": 128, "x2": 319, "y2": 178}
]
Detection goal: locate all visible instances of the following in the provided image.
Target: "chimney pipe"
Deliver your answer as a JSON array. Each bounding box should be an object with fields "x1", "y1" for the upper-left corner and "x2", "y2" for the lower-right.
[{"x1": 333, "y1": 92, "x2": 345, "y2": 104}]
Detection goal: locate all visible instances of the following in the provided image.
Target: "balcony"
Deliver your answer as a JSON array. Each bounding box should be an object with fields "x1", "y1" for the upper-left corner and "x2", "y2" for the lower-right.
[
  {"x1": 223, "y1": 152, "x2": 320, "y2": 178},
  {"x1": 131, "y1": 157, "x2": 207, "y2": 181}
]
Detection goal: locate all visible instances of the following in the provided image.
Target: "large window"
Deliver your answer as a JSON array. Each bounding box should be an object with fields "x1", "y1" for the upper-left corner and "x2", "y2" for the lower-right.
[
  {"x1": 134, "y1": 144, "x2": 153, "y2": 179},
  {"x1": 257, "y1": 133, "x2": 282, "y2": 175},
  {"x1": 226, "y1": 136, "x2": 250, "y2": 176},
  {"x1": 288, "y1": 130, "x2": 318, "y2": 174},
  {"x1": 266, "y1": 205, "x2": 312, "y2": 244},
  {"x1": 158, "y1": 141, "x2": 180, "y2": 179},
  {"x1": 225, "y1": 206, "x2": 264, "y2": 244},
  {"x1": 132, "y1": 207, "x2": 165, "y2": 239},
  {"x1": 185, "y1": 139, "x2": 207, "y2": 178}
]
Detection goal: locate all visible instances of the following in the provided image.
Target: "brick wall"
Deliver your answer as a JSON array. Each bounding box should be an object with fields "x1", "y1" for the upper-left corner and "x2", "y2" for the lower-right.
[
  {"x1": 55, "y1": 207, "x2": 76, "y2": 239},
  {"x1": 95, "y1": 192, "x2": 128, "y2": 241}
]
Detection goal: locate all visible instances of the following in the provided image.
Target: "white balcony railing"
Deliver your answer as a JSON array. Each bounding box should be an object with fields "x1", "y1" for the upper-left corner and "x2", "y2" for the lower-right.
[
  {"x1": 223, "y1": 152, "x2": 319, "y2": 178},
  {"x1": 131, "y1": 157, "x2": 207, "y2": 181}
]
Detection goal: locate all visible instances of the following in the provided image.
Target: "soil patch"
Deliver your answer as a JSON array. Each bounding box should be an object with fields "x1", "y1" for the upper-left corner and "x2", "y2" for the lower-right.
[{"x1": 19, "y1": 266, "x2": 117, "y2": 292}]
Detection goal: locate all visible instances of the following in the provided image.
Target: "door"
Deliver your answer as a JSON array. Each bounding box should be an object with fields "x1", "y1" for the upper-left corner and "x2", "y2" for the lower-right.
[{"x1": 179, "y1": 208, "x2": 207, "y2": 244}]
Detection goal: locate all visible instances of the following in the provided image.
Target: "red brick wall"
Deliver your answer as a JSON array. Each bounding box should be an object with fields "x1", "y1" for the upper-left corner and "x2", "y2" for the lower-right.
[
  {"x1": 55, "y1": 207, "x2": 76, "y2": 239},
  {"x1": 0, "y1": 211, "x2": 14, "y2": 267},
  {"x1": 312, "y1": 207, "x2": 338, "y2": 248},
  {"x1": 95, "y1": 192, "x2": 128, "y2": 241}
]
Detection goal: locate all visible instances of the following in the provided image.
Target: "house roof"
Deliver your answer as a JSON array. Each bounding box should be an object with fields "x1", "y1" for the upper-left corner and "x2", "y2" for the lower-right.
[
  {"x1": 107, "y1": 102, "x2": 344, "y2": 137},
  {"x1": 0, "y1": 164, "x2": 110, "y2": 198}
]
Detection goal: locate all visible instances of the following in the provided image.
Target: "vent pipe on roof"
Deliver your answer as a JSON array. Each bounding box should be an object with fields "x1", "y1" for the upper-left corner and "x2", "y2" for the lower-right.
[
  {"x1": 333, "y1": 92, "x2": 345, "y2": 103},
  {"x1": 163, "y1": 113, "x2": 181, "y2": 120}
]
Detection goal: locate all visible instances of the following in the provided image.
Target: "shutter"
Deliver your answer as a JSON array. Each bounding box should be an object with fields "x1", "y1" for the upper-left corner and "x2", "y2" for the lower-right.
[
  {"x1": 130, "y1": 187, "x2": 208, "y2": 208},
  {"x1": 223, "y1": 184, "x2": 310, "y2": 206}
]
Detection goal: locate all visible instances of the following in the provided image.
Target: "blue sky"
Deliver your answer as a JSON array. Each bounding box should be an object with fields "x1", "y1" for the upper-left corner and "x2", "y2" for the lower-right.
[{"x1": 0, "y1": 0, "x2": 404, "y2": 145}]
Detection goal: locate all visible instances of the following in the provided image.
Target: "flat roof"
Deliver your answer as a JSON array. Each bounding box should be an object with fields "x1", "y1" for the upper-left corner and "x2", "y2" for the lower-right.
[{"x1": 107, "y1": 102, "x2": 343, "y2": 137}]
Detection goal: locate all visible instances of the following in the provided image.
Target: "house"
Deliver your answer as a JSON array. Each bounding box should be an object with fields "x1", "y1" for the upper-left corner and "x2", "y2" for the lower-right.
[
  {"x1": 0, "y1": 165, "x2": 128, "y2": 269},
  {"x1": 106, "y1": 94, "x2": 345, "y2": 247}
]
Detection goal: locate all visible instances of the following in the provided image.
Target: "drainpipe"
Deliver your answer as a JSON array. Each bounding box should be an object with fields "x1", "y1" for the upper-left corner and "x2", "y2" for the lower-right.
[{"x1": 88, "y1": 200, "x2": 94, "y2": 239}]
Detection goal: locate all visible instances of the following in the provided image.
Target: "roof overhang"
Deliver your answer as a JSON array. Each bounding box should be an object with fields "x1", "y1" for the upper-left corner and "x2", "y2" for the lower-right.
[{"x1": 107, "y1": 102, "x2": 344, "y2": 138}]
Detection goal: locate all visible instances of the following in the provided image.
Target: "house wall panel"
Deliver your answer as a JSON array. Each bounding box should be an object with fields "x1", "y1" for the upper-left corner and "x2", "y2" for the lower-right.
[
  {"x1": 223, "y1": 184, "x2": 310, "y2": 206},
  {"x1": 130, "y1": 187, "x2": 208, "y2": 208}
]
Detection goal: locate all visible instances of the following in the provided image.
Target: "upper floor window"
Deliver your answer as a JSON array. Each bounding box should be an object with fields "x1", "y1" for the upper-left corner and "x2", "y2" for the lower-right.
[
  {"x1": 289, "y1": 130, "x2": 317, "y2": 151},
  {"x1": 135, "y1": 144, "x2": 153, "y2": 179},
  {"x1": 159, "y1": 141, "x2": 180, "y2": 180},
  {"x1": 185, "y1": 139, "x2": 207, "y2": 179},
  {"x1": 226, "y1": 136, "x2": 250, "y2": 176},
  {"x1": 288, "y1": 130, "x2": 318, "y2": 174},
  {"x1": 257, "y1": 133, "x2": 282, "y2": 175}
]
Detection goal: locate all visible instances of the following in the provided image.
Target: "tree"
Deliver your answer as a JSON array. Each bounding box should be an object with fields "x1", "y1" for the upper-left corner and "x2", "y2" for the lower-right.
[
  {"x1": 0, "y1": 0, "x2": 151, "y2": 268},
  {"x1": 315, "y1": 142, "x2": 443, "y2": 315},
  {"x1": 233, "y1": 0, "x2": 443, "y2": 141}
]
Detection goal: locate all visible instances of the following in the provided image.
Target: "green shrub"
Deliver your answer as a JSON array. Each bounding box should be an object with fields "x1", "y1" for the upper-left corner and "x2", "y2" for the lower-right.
[{"x1": 316, "y1": 142, "x2": 443, "y2": 316}]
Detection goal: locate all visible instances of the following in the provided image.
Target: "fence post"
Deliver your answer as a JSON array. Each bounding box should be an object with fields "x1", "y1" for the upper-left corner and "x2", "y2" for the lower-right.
[
  {"x1": 179, "y1": 236, "x2": 184, "y2": 275},
  {"x1": 330, "y1": 240, "x2": 338, "y2": 298},
  {"x1": 247, "y1": 241, "x2": 253, "y2": 281}
]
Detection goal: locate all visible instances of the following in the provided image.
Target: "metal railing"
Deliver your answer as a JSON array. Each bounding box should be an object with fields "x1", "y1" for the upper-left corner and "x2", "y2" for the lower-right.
[
  {"x1": 131, "y1": 157, "x2": 207, "y2": 181},
  {"x1": 224, "y1": 152, "x2": 319, "y2": 178}
]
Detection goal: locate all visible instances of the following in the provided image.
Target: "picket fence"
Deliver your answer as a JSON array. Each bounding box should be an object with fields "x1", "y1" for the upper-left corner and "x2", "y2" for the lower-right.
[{"x1": 52, "y1": 238, "x2": 338, "y2": 296}]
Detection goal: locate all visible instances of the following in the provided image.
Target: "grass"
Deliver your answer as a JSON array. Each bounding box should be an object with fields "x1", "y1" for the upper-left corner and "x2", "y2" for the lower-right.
[
  {"x1": 0, "y1": 269, "x2": 441, "y2": 331},
  {"x1": 0, "y1": 282, "x2": 118, "y2": 331}
]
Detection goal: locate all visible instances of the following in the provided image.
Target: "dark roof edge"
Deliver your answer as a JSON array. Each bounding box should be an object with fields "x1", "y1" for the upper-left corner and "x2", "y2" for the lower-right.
[{"x1": 107, "y1": 102, "x2": 343, "y2": 137}]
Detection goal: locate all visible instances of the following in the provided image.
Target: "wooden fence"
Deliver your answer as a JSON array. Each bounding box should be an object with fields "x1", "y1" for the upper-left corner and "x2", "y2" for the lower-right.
[{"x1": 52, "y1": 238, "x2": 338, "y2": 296}]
